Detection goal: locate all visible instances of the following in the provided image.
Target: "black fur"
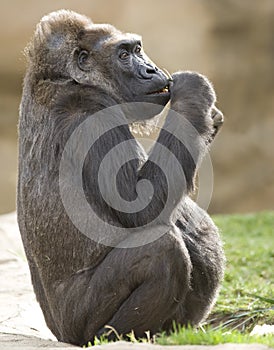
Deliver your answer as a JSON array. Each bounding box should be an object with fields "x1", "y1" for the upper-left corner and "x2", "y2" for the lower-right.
[{"x1": 17, "y1": 10, "x2": 225, "y2": 346}]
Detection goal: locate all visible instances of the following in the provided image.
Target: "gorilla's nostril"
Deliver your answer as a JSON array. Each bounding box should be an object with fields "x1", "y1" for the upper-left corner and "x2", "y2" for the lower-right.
[
  {"x1": 139, "y1": 65, "x2": 158, "y2": 79},
  {"x1": 146, "y1": 67, "x2": 157, "y2": 75}
]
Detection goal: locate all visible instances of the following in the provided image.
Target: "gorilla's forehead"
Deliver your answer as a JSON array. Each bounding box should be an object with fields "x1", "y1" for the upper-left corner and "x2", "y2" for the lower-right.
[
  {"x1": 81, "y1": 24, "x2": 142, "y2": 50},
  {"x1": 106, "y1": 33, "x2": 142, "y2": 48}
]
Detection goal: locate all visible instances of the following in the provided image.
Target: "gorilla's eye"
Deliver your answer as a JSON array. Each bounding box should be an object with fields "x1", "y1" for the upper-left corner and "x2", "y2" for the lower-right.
[
  {"x1": 135, "y1": 45, "x2": 142, "y2": 54},
  {"x1": 78, "y1": 50, "x2": 89, "y2": 66},
  {"x1": 119, "y1": 51, "x2": 130, "y2": 60}
]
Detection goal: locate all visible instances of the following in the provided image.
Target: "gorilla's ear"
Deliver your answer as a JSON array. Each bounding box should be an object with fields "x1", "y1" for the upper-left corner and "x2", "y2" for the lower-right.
[
  {"x1": 69, "y1": 48, "x2": 91, "y2": 84},
  {"x1": 77, "y1": 49, "x2": 90, "y2": 71}
]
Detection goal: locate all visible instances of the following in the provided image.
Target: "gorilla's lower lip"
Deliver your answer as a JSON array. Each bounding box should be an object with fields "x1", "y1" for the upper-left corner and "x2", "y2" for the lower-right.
[{"x1": 146, "y1": 85, "x2": 170, "y2": 95}]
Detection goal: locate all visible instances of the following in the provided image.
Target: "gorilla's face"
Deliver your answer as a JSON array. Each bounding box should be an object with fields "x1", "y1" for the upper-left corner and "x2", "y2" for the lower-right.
[
  {"x1": 75, "y1": 26, "x2": 171, "y2": 107},
  {"x1": 113, "y1": 37, "x2": 171, "y2": 106}
]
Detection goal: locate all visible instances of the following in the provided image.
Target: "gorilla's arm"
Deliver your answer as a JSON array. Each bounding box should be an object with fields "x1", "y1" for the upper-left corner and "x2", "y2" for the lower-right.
[
  {"x1": 110, "y1": 72, "x2": 215, "y2": 227},
  {"x1": 140, "y1": 72, "x2": 215, "y2": 213}
]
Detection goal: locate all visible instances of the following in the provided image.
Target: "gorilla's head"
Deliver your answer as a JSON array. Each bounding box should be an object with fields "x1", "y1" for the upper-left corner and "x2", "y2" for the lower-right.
[{"x1": 26, "y1": 10, "x2": 171, "y2": 113}]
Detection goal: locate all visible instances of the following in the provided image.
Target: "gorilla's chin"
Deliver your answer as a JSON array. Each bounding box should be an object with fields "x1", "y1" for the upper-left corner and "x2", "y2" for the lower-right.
[
  {"x1": 121, "y1": 100, "x2": 168, "y2": 122},
  {"x1": 141, "y1": 91, "x2": 171, "y2": 107}
]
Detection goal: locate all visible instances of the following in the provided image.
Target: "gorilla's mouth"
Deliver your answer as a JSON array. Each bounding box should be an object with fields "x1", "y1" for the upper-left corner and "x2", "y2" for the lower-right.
[{"x1": 146, "y1": 85, "x2": 170, "y2": 95}]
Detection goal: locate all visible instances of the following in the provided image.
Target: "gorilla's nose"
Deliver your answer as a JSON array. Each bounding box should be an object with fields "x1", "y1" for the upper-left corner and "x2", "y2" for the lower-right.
[{"x1": 140, "y1": 64, "x2": 158, "y2": 79}]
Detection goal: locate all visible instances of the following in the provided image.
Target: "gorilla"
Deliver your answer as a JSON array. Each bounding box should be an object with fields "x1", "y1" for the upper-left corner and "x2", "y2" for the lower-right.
[{"x1": 17, "y1": 10, "x2": 225, "y2": 346}]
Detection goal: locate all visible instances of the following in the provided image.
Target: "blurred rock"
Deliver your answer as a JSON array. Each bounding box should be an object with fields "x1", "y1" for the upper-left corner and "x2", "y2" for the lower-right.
[
  {"x1": 251, "y1": 324, "x2": 274, "y2": 336},
  {"x1": 0, "y1": 212, "x2": 54, "y2": 340},
  {"x1": 91, "y1": 343, "x2": 272, "y2": 350},
  {"x1": 0, "y1": 0, "x2": 273, "y2": 214},
  {"x1": 205, "y1": 0, "x2": 274, "y2": 213}
]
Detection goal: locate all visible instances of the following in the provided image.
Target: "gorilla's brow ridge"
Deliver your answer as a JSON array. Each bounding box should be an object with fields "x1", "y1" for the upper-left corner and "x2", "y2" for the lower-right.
[{"x1": 117, "y1": 39, "x2": 142, "y2": 51}]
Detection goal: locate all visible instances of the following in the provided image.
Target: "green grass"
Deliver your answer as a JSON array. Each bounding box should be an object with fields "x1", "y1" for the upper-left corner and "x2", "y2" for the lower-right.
[
  {"x1": 87, "y1": 211, "x2": 274, "y2": 348},
  {"x1": 157, "y1": 325, "x2": 274, "y2": 347},
  {"x1": 209, "y1": 211, "x2": 274, "y2": 329},
  {"x1": 214, "y1": 211, "x2": 274, "y2": 312}
]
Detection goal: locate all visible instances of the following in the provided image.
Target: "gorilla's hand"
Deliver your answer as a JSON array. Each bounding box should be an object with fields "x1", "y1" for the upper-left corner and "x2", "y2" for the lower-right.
[
  {"x1": 170, "y1": 71, "x2": 216, "y2": 114},
  {"x1": 169, "y1": 71, "x2": 223, "y2": 139}
]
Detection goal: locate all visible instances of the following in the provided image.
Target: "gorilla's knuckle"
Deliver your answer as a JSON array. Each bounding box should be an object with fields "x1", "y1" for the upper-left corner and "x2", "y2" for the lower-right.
[{"x1": 212, "y1": 106, "x2": 224, "y2": 124}]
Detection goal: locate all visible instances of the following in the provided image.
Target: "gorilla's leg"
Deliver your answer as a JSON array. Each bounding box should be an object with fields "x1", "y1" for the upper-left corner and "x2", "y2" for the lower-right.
[
  {"x1": 162, "y1": 264, "x2": 221, "y2": 332},
  {"x1": 162, "y1": 270, "x2": 221, "y2": 332},
  {"x1": 162, "y1": 201, "x2": 224, "y2": 331},
  {"x1": 54, "y1": 227, "x2": 191, "y2": 345}
]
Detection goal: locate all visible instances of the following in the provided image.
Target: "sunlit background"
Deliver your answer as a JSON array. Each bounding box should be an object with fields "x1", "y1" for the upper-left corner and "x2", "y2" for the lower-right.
[{"x1": 0, "y1": 0, "x2": 273, "y2": 215}]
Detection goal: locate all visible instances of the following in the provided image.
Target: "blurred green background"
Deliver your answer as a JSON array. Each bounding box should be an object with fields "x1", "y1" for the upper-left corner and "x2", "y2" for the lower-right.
[{"x1": 0, "y1": 0, "x2": 273, "y2": 214}]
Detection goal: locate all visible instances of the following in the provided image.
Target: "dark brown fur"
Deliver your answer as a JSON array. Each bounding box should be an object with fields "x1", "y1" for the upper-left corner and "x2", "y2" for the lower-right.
[{"x1": 18, "y1": 10, "x2": 225, "y2": 346}]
